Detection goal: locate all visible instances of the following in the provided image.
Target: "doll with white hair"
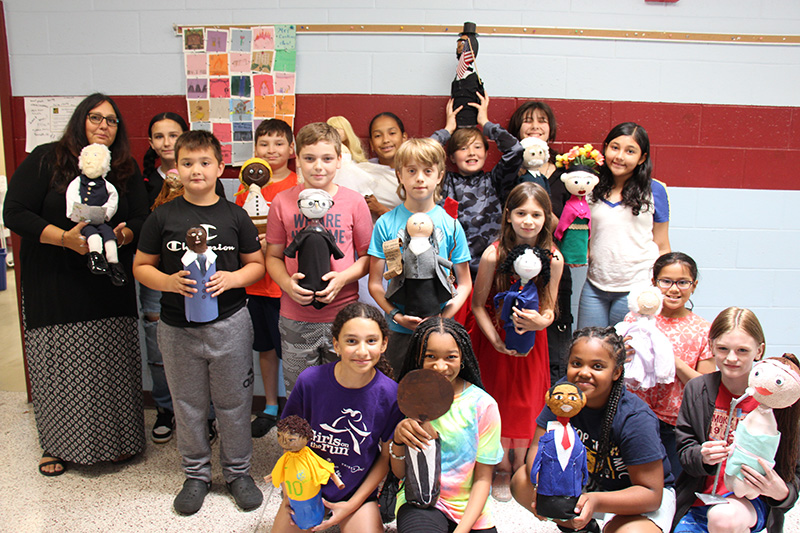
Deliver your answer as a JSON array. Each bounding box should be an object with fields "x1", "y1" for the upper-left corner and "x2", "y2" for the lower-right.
[
  {"x1": 519, "y1": 137, "x2": 551, "y2": 194},
  {"x1": 615, "y1": 285, "x2": 675, "y2": 390},
  {"x1": 65, "y1": 143, "x2": 126, "y2": 285}
]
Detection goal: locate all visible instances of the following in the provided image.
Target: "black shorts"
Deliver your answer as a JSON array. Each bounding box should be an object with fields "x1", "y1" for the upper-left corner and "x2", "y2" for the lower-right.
[{"x1": 246, "y1": 295, "x2": 281, "y2": 355}]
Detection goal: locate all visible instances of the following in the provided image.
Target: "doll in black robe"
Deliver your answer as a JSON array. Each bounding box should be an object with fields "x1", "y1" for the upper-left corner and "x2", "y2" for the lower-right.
[{"x1": 283, "y1": 189, "x2": 344, "y2": 309}]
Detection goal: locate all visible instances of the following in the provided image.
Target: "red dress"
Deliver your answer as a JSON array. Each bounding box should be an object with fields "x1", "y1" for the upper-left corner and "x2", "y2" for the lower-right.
[{"x1": 471, "y1": 250, "x2": 550, "y2": 442}]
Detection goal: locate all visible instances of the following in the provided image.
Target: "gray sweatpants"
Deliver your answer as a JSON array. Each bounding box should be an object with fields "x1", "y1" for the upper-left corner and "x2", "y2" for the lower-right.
[{"x1": 158, "y1": 307, "x2": 255, "y2": 483}]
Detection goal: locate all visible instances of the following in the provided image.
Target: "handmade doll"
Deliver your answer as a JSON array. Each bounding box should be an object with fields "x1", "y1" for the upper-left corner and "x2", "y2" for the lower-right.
[
  {"x1": 519, "y1": 137, "x2": 551, "y2": 192},
  {"x1": 182, "y1": 226, "x2": 218, "y2": 323},
  {"x1": 451, "y1": 22, "x2": 484, "y2": 128},
  {"x1": 530, "y1": 382, "x2": 589, "y2": 520},
  {"x1": 553, "y1": 144, "x2": 603, "y2": 266},
  {"x1": 396, "y1": 369, "x2": 454, "y2": 508},
  {"x1": 269, "y1": 415, "x2": 344, "y2": 530},
  {"x1": 283, "y1": 189, "x2": 344, "y2": 309},
  {"x1": 493, "y1": 245, "x2": 551, "y2": 355},
  {"x1": 65, "y1": 143, "x2": 126, "y2": 286},
  {"x1": 725, "y1": 354, "x2": 800, "y2": 499},
  {"x1": 236, "y1": 157, "x2": 273, "y2": 233},
  {"x1": 384, "y1": 212, "x2": 455, "y2": 318},
  {"x1": 615, "y1": 286, "x2": 675, "y2": 391},
  {"x1": 151, "y1": 168, "x2": 183, "y2": 210}
]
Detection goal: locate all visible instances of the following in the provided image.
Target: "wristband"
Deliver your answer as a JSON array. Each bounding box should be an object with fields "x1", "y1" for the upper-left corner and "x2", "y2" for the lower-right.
[
  {"x1": 389, "y1": 440, "x2": 406, "y2": 461},
  {"x1": 389, "y1": 307, "x2": 401, "y2": 324}
]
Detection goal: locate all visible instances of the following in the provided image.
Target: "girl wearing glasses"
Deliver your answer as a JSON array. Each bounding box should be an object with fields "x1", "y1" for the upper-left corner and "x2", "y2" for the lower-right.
[
  {"x1": 4, "y1": 93, "x2": 148, "y2": 476},
  {"x1": 621, "y1": 252, "x2": 715, "y2": 479}
]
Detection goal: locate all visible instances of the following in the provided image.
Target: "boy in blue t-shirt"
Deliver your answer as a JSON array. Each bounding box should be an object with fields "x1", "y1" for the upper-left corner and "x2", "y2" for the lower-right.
[{"x1": 134, "y1": 130, "x2": 265, "y2": 516}]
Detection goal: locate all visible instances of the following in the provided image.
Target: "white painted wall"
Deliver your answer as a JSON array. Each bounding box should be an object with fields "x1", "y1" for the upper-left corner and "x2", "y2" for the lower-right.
[{"x1": 4, "y1": 0, "x2": 800, "y2": 105}]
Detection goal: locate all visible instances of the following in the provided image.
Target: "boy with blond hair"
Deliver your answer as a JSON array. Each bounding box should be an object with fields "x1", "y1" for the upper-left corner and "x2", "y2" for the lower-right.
[
  {"x1": 265, "y1": 122, "x2": 372, "y2": 394},
  {"x1": 368, "y1": 138, "x2": 472, "y2": 374}
]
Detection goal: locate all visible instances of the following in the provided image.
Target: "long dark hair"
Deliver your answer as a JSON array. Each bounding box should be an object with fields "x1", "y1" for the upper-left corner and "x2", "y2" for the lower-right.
[
  {"x1": 398, "y1": 316, "x2": 483, "y2": 390},
  {"x1": 496, "y1": 182, "x2": 555, "y2": 309},
  {"x1": 591, "y1": 122, "x2": 652, "y2": 216},
  {"x1": 773, "y1": 353, "x2": 800, "y2": 485},
  {"x1": 508, "y1": 101, "x2": 557, "y2": 143},
  {"x1": 331, "y1": 302, "x2": 394, "y2": 380},
  {"x1": 569, "y1": 326, "x2": 627, "y2": 479},
  {"x1": 142, "y1": 112, "x2": 189, "y2": 178},
  {"x1": 51, "y1": 93, "x2": 135, "y2": 192}
]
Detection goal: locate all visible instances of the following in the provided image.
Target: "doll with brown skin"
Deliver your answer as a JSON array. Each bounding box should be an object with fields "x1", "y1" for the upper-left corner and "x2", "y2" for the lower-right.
[
  {"x1": 530, "y1": 382, "x2": 589, "y2": 520},
  {"x1": 451, "y1": 22, "x2": 485, "y2": 128},
  {"x1": 236, "y1": 157, "x2": 273, "y2": 233},
  {"x1": 268, "y1": 415, "x2": 344, "y2": 530},
  {"x1": 724, "y1": 354, "x2": 800, "y2": 501}
]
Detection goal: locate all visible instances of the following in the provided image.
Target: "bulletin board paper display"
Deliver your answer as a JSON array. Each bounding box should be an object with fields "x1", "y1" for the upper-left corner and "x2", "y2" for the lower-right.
[
  {"x1": 183, "y1": 25, "x2": 297, "y2": 166},
  {"x1": 24, "y1": 96, "x2": 84, "y2": 153}
]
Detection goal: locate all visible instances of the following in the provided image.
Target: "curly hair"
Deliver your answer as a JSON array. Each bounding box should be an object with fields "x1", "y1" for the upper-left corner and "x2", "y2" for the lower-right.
[
  {"x1": 590, "y1": 122, "x2": 653, "y2": 216},
  {"x1": 497, "y1": 244, "x2": 552, "y2": 287},
  {"x1": 398, "y1": 316, "x2": 483, "y2": 390},
  {"x1": 142, "y1": 112, "x2": 188, "y2": 178},
  {"x1": 51, "y1": 93, "x2": 136, "y2": 193},
  {"x1": 569, "y1": 326, "x2": 626, "y2": 478},
  {"x1": 277, "y1": 415, "x2": 314, "y2": 441},
  {"x1": 331, "y1": 302, "x2": 394, "y2": 380}
]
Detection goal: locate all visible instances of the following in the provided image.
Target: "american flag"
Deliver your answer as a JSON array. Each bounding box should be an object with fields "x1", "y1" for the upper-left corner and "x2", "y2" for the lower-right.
[{"x1": 456, "y1": 47, "x2": 475, "y2": 80}]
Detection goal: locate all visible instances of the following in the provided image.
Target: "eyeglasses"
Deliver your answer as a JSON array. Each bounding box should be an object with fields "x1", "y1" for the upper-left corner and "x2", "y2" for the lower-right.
[
  {"x1": 656, "y1": 278, "x2": 694, "y2": 290},
  {"x1": 87, "y1": 113, "x2": 119, "y2": 127},
  {"x1": 297, "y1": 198, "x2": 333, "y2": 210}
]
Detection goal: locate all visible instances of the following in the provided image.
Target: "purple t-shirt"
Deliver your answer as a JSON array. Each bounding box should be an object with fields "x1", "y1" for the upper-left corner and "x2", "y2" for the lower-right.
[{"x1": 282, "y1": 362, "x2": 403, "y2": 502}]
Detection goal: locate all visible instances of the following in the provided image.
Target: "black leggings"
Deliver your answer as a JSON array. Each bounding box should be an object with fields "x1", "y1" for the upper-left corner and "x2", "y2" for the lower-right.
[{"x1": 396, "y1": 504, "x2": 498, "y2": 533}]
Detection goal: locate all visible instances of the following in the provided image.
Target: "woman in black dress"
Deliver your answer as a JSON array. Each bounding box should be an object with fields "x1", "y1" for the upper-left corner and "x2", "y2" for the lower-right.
[{"x1": 4, "y1": 93, "x2": 148, "y2": 476}]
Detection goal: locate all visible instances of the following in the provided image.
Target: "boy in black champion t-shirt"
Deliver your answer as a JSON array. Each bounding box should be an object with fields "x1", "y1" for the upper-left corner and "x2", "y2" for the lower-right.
[{"x1": 134, "y1": 131, "x2": 265, "y2": 515}]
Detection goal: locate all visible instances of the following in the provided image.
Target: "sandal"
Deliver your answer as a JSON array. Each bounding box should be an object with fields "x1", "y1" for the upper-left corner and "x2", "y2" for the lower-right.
[{"x1": 39, "y1": 453, "x2": 66, "y2": 477}]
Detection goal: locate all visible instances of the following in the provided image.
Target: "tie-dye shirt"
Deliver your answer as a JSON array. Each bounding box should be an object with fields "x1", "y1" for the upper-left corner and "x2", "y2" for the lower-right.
[{"x1": 397, "y1": 383, "x2": 503, "y2": 529}]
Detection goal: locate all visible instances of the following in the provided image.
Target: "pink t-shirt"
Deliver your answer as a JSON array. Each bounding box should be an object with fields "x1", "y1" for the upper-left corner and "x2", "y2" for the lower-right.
[
  {"x1": 266, "y1": 184, "x2": 372, "y2": 323},
  {"x1": 625, "y1": 311, "x2": 712, "y2": 426}
]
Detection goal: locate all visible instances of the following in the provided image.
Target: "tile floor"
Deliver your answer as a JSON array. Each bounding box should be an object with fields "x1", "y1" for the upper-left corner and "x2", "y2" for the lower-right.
[{"x1": 1, "y1": 266, "x2": 798, "y2": 532}]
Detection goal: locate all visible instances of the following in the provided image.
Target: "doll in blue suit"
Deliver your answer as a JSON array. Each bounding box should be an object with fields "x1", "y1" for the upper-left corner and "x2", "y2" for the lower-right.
[
  {"x1": 182, "y1": 226, "x2": 219, "y2": 323},
  {"x1": 530, "y1": 382, "x2": 589, "y2": 520}
]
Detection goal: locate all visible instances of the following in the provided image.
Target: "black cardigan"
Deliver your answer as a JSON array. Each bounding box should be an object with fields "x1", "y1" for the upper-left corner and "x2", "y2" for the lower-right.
[
  {"x1": 674, "y1": 372, "x2": 800, "y2": 532},
  {"x1": 4, "y1": 143, "x2": 148, "y2": 329}
]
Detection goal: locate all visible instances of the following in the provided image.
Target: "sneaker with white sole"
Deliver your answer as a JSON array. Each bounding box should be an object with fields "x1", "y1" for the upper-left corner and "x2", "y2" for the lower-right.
[{"x1": 152, "y1": 408, "x2": 175, "y2": 444}]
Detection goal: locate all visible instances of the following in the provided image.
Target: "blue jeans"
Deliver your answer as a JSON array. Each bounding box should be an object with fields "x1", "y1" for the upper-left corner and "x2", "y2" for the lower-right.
[
  {"x1": 139, "y1": 282, "x2": 172, "y2": 412},
  {"x1": 577, "y1": 280, "x2": 629, "y2": 329}
]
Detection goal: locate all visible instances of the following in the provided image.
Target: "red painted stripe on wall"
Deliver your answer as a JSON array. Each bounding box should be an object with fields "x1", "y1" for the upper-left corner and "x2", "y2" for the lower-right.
[{"x1": 10, "y1": 95, "x2": 799, "y2": 190}]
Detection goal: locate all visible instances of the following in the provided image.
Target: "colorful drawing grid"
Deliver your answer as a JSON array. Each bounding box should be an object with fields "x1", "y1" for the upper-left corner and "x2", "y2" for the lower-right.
[{"x1": 183, "y1": 25, "x2": 296, "y2": 166}]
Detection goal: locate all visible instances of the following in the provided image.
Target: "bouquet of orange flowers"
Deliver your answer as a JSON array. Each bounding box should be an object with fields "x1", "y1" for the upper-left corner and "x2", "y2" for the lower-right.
[{"x1": 555, "y1": 144, "x2": 604, "y2": 169}]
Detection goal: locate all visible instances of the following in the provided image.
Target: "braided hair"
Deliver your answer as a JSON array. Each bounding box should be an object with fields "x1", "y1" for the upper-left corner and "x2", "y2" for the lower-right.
[
  {"x1": 569, "y1": 326, "x2": 626, "y2": 479},
  {"x1": 398, "y1": 316, "x2": 484, "y2": 390},
  {"x1": 331, "y1": 302, "x2": 394, "y2": 380}
]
